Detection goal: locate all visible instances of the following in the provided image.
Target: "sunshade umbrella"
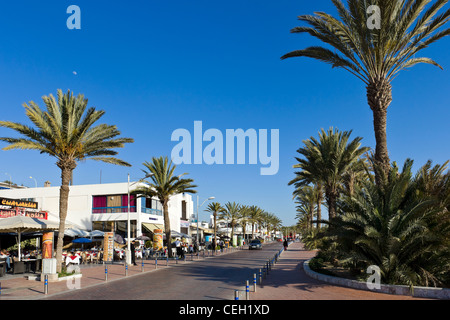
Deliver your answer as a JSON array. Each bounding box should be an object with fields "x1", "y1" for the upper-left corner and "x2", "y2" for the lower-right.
[
  {"x1": 171, "y1": 230, "x2": 191, "y2": 238},
  {"x1": 65, "y1": 228, "x2": 90, "y2": 237},
  {"x1": 135, "y1": 235, "x2": 151, "y2": 241},
  {"x1": 89, "y1": 230, "x2": 105, "y2": 237},
  {"x1": 114, "y1": 234, "x2": 125, "y2": 244},
  {"x1": 0, "y1": 215, "x2": 61, "y2": 261},
  {"x1": 72, "y1": 237, "x2": 92, "y2": 243}
]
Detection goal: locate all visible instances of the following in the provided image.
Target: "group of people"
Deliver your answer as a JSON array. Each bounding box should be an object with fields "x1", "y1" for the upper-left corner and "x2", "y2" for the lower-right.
[{"x1": 0, "y1": 249, "x2": 12, "y2": 271}]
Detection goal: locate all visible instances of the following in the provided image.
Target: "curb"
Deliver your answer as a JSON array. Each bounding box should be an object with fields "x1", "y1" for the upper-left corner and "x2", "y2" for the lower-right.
[{"x1": 303, "y1": 259, "x2": 450, "y2": 300}]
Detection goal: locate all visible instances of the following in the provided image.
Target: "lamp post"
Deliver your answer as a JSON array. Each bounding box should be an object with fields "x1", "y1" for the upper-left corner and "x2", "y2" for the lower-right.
[
  {"x1": 126, "y1": 173, "x2": 154, "y2": 265},
  {"x1": 196, "y1": 196, "x2": 215, "y2": 245},
  {"x1": 29, "y1": 176, "x2": 37, "y2": 188}
]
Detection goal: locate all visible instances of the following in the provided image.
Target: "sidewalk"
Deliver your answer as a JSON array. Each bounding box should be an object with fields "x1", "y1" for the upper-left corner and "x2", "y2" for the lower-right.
[
  {"x1": 0, "y1": 248, "x2": 240, "y2": 300},
  {"x1": 250, "y1": 241, "x2": 427, "y2": 300}
]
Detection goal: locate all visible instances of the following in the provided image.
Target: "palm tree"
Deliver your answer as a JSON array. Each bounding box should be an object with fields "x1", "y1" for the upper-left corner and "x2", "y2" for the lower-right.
[
  {"x1": 0, "y1": 89, "x2": 133, "y2": 272},
  {"x1": 281, "y1": 0, "x2": 450, "y2": 186},
  {"x1": 131, "y1": 156, "x2": 197, "y2": 257},
  {"x1": 205, "y1": 202, "x2": 225, "y2": 250},
  {"x1": 248, "y1": 205, "x2": 263, "y2": 239},
  {"x1": 294, "y1": 185, "x2": 317, "y2": 230},
  {"x1": 289, "y1": 127, "x2": 370, "y2": 220},
  {"x1": 238, "y1": 205, "x2": 251, "y2": 243},
  {"x1": 330, "y1": 159, "x2": 450, "y2": 288},
  {"x1": 220, "y1": 202, "x2": 241, "y2": 245}
]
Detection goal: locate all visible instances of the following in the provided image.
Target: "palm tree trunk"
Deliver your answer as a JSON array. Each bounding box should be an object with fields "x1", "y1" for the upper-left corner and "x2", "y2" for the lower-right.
[
  {"x1": 162, "y1": 200, "x2": 172, "y2": 258},
  {"x1": 367, "y1": 79, "x2": 392, "y2": 186},
  {"x1": 213, "y1": 212, "x2": 217, "y2": 251},
  {"x1": 325, "y1": 186, "x2": 338, "y2": 220},
  {"x1": 316, "y1": 183, "x2": 323, "y2": 229},
  {"x1": 55, "y1": 160, "x2": 76, "y2": 273}
]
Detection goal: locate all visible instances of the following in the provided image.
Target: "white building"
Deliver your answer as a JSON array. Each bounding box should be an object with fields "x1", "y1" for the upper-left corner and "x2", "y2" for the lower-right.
[{"x1": 0, "y1": 181, "x2": 194, "y2": 240}]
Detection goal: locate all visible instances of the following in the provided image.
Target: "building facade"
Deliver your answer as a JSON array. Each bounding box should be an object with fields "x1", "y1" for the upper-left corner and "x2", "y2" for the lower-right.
[{"x1": 0, "y1": 181, "x2": 194, "y2": 240}]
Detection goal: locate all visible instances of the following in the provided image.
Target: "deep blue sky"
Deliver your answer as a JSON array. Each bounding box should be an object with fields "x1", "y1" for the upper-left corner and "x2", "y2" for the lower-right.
[{"x1": 0, "y1": 1, "x2": 449, "y2": 226}]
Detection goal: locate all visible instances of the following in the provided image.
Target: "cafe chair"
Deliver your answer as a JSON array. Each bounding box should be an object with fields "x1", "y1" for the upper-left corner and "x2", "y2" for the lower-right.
[{"x1": 12, "y1": 258, "x2": 25, "y2": 274}]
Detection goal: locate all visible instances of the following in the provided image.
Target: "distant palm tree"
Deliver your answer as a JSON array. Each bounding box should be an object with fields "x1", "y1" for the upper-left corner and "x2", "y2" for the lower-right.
[
  {"x1": 294, "y1": 185, "x2": 317, "y2": 230},
  {"x1": 248, "y1": 205, "x2": 263, "y2": 239},
  {"x1": 205, "y1": 202, "x2": 225, "y2": 249},
  {"x1": 238, "y1": 205, "x2": 251, "y2": 243},
  {"x1": 220, "y1": 202, "x2": 241, "y2": 245},
  {"x1": 0, "y1": 89, "x2": 133, "y2": 272},
  {"x1": 282, "y1": 0, "x2": 450, "y2": 186},
  {"x1": 289, "y1": 127, "x2": 370, "y2": 220},
  {"x1": 132, "y1": 156, "x2": 197, "y2": 257}
]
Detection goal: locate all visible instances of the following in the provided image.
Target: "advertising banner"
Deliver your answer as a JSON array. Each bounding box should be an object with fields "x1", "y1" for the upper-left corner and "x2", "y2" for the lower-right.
[
  {"x1": 103, "y1": 232, "x2": 114, "y2": 262},
  {"x1": 42, "y1": 232, "x2": 54, "y2": 259}
]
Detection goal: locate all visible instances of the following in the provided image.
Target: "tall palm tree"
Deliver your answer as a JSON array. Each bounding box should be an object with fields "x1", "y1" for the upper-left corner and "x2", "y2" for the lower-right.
[
  {"x1": 281, "y1": 0, "x2": 450, "y2": 185},
  {"x1": 132, "y1": 156, "x2": 197, "y2": 257},
  {"x1": 0, "y1": 89, "x2": 133, "y2": 272},
  {"x1": 205, "y1": 202, "x2": 225, "y2": 249},
  {"x1": 289, "y1": 127, "x2": 370, "y2": 220},
  {"x1": 220, "y1": 202, "x2": 241, "y2": 245}
]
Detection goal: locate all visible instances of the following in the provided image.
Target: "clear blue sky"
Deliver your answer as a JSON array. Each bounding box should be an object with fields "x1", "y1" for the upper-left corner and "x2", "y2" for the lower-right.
[{"x1": 0, "y1": 1, "x2": 449, "y2": 226}]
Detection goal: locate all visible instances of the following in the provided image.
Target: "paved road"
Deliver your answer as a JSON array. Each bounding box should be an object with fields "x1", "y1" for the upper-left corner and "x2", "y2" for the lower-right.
[{"x1": 44, "y1": 243, "x2": 283, "y2": 300}]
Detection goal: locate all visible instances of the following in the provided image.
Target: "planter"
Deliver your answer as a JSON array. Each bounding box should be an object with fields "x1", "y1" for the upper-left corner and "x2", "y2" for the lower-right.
[{"x1": 304, "y1": 259, "x2": 450, "y2": 300}]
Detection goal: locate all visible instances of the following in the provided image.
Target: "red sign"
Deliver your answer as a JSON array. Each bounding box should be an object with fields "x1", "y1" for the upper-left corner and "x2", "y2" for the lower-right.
[{"x1": 0, "y1": 207, "x2": 48, "y2": 220}]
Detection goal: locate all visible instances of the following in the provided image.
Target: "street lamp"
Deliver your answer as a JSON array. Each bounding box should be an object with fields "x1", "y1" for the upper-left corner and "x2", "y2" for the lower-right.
[
  {"x1": 127, "y1": 173, "x2": 154, "y2": 265},
  {"x1": 196, "y1": 196, "x2": 215, "y2": 245},
  {"x1": 29, "y1": 176, "x2": 37, "y2": 188}
]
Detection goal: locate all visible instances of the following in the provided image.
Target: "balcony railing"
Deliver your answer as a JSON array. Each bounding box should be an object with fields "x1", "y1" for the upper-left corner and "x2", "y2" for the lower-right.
[
  {"x1": 92, "y1": 206, "x2": 136, "y2": 214},
  {"x1": 141, "y1": 208, "x2": 163, "y2": 216}
]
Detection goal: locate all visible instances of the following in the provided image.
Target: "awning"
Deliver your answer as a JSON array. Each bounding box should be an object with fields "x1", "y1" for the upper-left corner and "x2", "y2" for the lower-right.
[{"x1": 142, "y1": 223, "x2": 164, "y2": 233}]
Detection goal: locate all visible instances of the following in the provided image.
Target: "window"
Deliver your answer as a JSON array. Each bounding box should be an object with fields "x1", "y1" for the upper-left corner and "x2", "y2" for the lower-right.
[
  {"x1": 92, "y1": 194, "x2": 136, "y2": 213},
  {"x1": 181, "y1": 200, "x2": 187, "y2": 220},
  {"x1": 141, "y1": 197, "x2": 162, "y2": 215}
]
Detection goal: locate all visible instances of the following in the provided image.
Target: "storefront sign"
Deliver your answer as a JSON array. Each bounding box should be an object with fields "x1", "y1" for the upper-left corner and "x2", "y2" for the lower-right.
[
  {"x1": 103, "y1": 232, "x2": 114, "y2": 262},
  {"x1": 0, "y1": 197, "x2": 38, "y2": 209},
  {"x1": 0, "y1": 207, "x2": 48, "y2": 219}
]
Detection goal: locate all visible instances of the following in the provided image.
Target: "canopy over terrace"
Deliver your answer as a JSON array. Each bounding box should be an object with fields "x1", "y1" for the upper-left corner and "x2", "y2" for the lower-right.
[{"x1": 0, "y1": 215, "x2": 68, "y2": 261}]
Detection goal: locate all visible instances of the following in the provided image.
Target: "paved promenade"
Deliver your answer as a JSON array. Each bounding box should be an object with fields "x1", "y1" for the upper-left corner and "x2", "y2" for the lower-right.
[
  {"x1": 0, "y1": 242, "x2": 430, "y2": 300},
  {"x1": 251, "y1": 241, "x2": 427, "y2": 300}
]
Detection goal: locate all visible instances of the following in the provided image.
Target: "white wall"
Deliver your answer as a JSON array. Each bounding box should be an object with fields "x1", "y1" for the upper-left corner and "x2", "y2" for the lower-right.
[{"x1": 0, "y1": 182, "x2": 194, "y2": 235}]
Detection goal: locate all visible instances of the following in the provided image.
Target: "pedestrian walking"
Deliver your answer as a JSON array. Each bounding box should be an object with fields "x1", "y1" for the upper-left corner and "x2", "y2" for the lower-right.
[
  {"x1": 131, "y1": 241, "x2": 137, "y2": 265},
  {"x1": 283, "y1": 238, "x2": 288, "y2": 251}
]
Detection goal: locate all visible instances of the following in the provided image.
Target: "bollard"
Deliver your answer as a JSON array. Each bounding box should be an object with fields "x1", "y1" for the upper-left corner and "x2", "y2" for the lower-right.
[
  {"x1": 141, "y1": 259, "x2": 145, "y2": 272},
  {"x1": 125, "y1": 264, "x2": 128, "y2": 276},
  {"x1": 176, "y1": 256, "x2": 178, "y2": 264},
  {"x1": 253, "y1": 273, "x2": 257, "y2": 292},
  {"x1": 235, "y1": 290, "x2": 239, "y2": 300},
  {"x1": 44, "y1": 274, "x2": 48, "y2": 295},
  {"x1": 246, "y1": 280, "x2": 250, "y2": 300},
  {"x1": 0, "y1": 281, "x2": 2, "y2": 295},
  {"x1": 155, "y1": 257, "x2": 158, "y2": 269},
  {"x1": 166, "y1": 256, "x2": 169, "y2": 266},
  {"x1": 105, "y1": 263, "x2": 108, "y2": 281}
]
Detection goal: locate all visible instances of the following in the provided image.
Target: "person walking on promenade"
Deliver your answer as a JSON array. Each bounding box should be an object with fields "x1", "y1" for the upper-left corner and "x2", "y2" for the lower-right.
[
  {"x1": 130, "y1": 241, "x2": 137, "y2": 265},
  {"x1": 283, "y1": 238, "x2": 288, "y2": 251}
]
